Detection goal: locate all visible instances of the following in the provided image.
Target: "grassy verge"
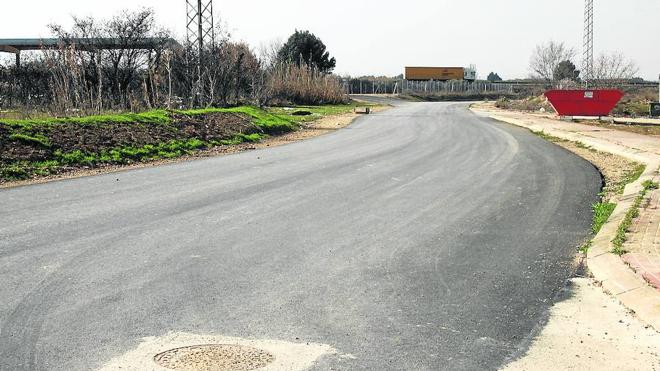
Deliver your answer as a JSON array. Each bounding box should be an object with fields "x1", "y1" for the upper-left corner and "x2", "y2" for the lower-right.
[
  {"x1": 612, "y1": 180, "x2": 659, "y2": 255},
  {"x1": 266, "y1": 102, "x2": 376, "y2": 124},
  {"x1": 0, "y1": 103, "x2": 364, "y2": 183},
  {"x1": 2, "y1": 110, "x2": 173, "y2": 129}
]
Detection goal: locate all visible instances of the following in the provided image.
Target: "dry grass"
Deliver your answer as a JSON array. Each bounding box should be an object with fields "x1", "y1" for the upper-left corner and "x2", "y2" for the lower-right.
[
  {"x1": 267, "y1": 64, "x2": 347, "y2": 105},
  {"x1": 574, "y1": 120, "x2": 660, "y2": 137},
  {"x1": 495, "y1": 95, "x2": 554, "y2": 113}
]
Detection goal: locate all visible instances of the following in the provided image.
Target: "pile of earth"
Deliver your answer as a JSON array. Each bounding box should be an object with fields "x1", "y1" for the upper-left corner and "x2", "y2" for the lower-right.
[{"x1": 0, "y1": 112, "x2": 258, "y2": 164}]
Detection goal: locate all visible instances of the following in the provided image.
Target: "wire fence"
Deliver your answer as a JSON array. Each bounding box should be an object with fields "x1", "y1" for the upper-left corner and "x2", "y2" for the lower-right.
[{"x1": 342, "y1": 79, "x2": 514, "y2": 95}]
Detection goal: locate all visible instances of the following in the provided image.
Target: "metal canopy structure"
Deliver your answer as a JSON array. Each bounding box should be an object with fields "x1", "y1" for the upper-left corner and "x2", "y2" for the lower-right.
[{"x1": 0, "y1": 38, "x2": 180, "y2": 67}]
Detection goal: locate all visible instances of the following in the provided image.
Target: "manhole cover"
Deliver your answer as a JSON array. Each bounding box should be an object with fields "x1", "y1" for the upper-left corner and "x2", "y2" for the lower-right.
[{"x1": 154, "y1": 344, "x2": 275, "y2": 371}]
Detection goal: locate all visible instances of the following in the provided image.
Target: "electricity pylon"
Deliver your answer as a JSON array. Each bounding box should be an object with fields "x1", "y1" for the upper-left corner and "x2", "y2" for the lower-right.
[
  {"x1": 582, "y1": 0, "x2": 594, "y2": 87},
  {"x1": 186, "y1": 0, "x2": 215, "y2": 104}
]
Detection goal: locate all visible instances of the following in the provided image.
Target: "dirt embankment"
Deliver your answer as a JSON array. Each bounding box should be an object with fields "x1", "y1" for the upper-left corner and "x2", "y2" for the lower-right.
[
  {"x1": 0, "y1": 105, "x2": 378, "y2": 187},
  {"x1": 0, "y1": 112, "x2": 256, "y2": 165}
]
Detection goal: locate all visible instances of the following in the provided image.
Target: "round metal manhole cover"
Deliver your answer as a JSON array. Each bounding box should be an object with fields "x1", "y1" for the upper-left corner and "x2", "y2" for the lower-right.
[{"x1": 154, "y1": 344, "x2": 275, "y2": 371}]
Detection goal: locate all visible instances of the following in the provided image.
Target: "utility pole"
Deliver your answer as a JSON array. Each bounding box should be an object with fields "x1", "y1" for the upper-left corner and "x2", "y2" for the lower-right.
[
  {"x1": 186, "y1": 0, "x2": 215, "y2": 105},
  {"x1": 582, "y1": 0, "x2": 594, "y2": 87}
]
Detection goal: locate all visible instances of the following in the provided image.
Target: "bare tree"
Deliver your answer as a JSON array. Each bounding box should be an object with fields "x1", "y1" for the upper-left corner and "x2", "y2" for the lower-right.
[
  {"x1": 44, "y1": 8, "x2": 173, "y2": 111},
  {"x1": 258, "y1": 38, "x2": 284, "y2": 68},
  {"x1": 48, "y1": 16, "x2": 103, "y2": 111},
  {"x1": 201, "y1": 41, "x2": 261, "y2": 106},
  {"x1": 102, "y1": 9, "x2": 169, "y2": 107},
  {"x1": 592, "y1": 52, "x2": 639, "y2": 87},
  {"x1": 529, "y1": 41, "x2": 576, "y2": 82}
]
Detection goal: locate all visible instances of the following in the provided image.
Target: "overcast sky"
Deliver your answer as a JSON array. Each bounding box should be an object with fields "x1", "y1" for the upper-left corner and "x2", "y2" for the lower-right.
[{"x1": 1, "y1": 0, "x2": 658, "y2": 80}]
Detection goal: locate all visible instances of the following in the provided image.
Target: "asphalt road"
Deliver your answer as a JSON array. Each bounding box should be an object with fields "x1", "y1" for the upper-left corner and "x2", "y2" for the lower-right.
[{"x1": 0, "y1": 101, "x2": 601, "y2": 370}]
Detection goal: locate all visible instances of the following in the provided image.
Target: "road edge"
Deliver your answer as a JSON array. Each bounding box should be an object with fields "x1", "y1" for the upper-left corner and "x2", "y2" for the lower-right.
[{"x1": 471, "y1": 106, "x2": 660, "y2": 332}]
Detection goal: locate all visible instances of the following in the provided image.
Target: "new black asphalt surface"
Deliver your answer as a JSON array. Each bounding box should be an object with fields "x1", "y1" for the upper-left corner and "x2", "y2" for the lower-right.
[{"x1": 0, "y1": 101, "x2": 601, "y2": 370}]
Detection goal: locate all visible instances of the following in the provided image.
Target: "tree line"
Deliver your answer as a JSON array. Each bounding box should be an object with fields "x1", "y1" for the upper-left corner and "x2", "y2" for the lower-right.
[
  {"x1": 486, "y1": 41, "x2": 641, "y2": 88},
  {"x1": 0, "y1": 9, "x2": 346, "y2": 114},
  {"x1": 528, "y1": 40, "x2": 640, "y2": 88}
]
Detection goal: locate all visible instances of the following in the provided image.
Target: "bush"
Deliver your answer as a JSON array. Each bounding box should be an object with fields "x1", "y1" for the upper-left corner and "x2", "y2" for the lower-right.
[{"x1": 496, "y1": 95, "x2": 554, "y2": 113}]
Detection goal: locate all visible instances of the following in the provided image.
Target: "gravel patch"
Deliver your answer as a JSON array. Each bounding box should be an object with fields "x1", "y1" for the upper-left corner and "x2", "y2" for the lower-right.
[{"x1": 154, "y1": 344, "x2": 274, "y2": 371}]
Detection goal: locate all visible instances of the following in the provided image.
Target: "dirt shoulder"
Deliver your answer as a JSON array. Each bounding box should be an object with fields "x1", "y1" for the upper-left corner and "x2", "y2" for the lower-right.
[
  {"x1": 502, "y1": 278, "x2": 660, "y2": 371},
  {"x1": 0, "y1": 105, "x2": 388, "y2": 189},
  {"x1": 573, "y1": 119, "x2": 660, "y2": 137}
]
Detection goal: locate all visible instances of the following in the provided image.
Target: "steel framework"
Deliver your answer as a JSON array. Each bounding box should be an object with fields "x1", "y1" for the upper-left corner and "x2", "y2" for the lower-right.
[
  {"x1": 582, "y1": 0, "x2": 594, "y2": 86},
  {"x1": 186, "y1": 0, "x2": 214, "y2": 103},
  {"x1": 0, "y1": 38, "x2": 179, "y2": 68},
  {"x1": 186, "y1": 0, "x2": 215, "y2": 55}
]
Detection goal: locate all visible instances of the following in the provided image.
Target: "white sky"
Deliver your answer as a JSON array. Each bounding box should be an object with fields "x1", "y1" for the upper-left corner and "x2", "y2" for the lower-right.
[{"x1": 1, "y1": 0, "x2": 658, "y2": 80}]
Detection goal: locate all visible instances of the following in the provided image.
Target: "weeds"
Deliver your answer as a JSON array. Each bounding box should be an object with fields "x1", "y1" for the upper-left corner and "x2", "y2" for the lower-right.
[
  {"x1": 0, "y1": 164, "x2": 29, "y2": 180},
  {"x1": 611, "y1": 179, "x2": 659, "y2": 255},
  {"x1": 531, "y1": 130, "x2": 564, "y2": 142},
  {"x1": 2, "y1": 110, "x2": 171, "y2": 129},
  {"x1": 574, "y1": 141, "x2": 592, "y2": 150},
  {"x1": 592, "y1": 202, "x2": 617, "y2": 234},
  {"x1": 9, "y1": 133, "x2": 51, "y2": 147},
  {"x1": 579, "y1": 240, "x2": 593, "y2": 254},
  {"x1": 612, "y1": 163, "x2": 646, "y2": 195},
  {"x1": 642, "y1": 179, "x2": 659, "y2": 190}
]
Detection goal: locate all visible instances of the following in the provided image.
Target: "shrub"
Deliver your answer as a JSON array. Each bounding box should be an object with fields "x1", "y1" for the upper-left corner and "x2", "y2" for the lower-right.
[{"x1": 267, "y1": 63, "x2": 347, "y2": 105}]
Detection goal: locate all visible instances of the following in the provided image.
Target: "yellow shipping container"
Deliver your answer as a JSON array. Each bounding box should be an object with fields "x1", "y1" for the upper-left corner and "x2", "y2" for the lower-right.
[{"x1": 405, "y1": 67, "x2": 465, "y2": 81}]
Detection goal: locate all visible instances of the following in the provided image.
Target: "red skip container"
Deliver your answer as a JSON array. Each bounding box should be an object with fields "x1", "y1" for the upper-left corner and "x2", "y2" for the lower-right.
[{"x1": 544, "y1": 89, "x2": 623, "y2": 117}]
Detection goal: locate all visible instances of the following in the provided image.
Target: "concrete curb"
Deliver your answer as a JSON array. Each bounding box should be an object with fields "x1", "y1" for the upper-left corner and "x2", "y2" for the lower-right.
[{"x1": 472, "y1": 108, "x2": 660, "y2": 332}]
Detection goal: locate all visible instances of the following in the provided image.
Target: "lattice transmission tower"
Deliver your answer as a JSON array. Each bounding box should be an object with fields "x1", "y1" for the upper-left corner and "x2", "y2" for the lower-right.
[
  {"x1": 582, "y1": 0, "x2": 594, "y2": 87},
  {"x1": 186, "y1": 0, "x2": 215, "y2": 103},
  {"x1": 186, "y1": 0, "x2": 215, "y2": 54}
]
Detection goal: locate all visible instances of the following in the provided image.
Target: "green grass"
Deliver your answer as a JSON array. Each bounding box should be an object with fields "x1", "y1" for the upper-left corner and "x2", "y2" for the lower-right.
[
  {"x1": 592, "y1": 202, "x2": 617, "y2": 235},
  {"x1": 1, "y1": 104, "x2": 367, "y2": 132},
  {"x1": 612, "y1": 179, "x2": 659, "y2": 255},
  {"x1": 9, "y1": 133, "x2": 51, "y2": 147},
  {"x1": 54, "y1": 136, "x2": 264, "y2": 166},
  {"x1": 642, "y1": 179, "x2": 659, "y2": 190},
  {"x1": 267, "y1": 102, "x2": 374, "y2": 124},
  {"x1": 574, "y1": 141, "x2": 592, "y2": 150},
  {"x1": 1, "y1": 110, "x2": 171, "y2": 129},
  {"x1": 178, "y1": 106, "x2": 296, "y2": 133},
  {"x1": 1, "y1": 133, "x2": 269, "y2": 181},
  {"x1": 0, "y1": 164, "x2": 30, "y2": 180},
  {"x1": 531, "y1": 130, "x2": 565, "y2": 143},
  {"x1": 612, "y1": 163, "x2": 646, "y2": 195},
  {"x1": 579, "y1": 240, "x2": 593, "y2": 254}
]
